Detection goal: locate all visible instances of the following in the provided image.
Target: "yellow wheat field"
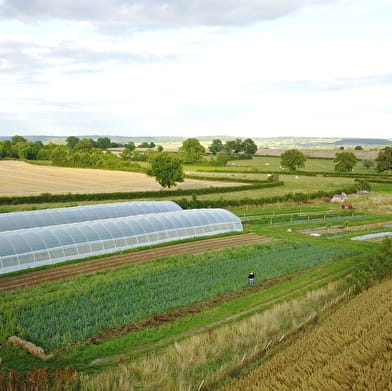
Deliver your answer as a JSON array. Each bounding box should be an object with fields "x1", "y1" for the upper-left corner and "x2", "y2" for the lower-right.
[
  {"x1": 220, "y1": 278, "x2": 392, "y2": 391},
  {"x1": 0, "y1": 161, "x2": 240, "y2": 196}
]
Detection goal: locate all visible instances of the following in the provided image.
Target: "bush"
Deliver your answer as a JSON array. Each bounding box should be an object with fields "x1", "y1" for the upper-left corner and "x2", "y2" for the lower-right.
[{"x1": 351, "y1": 237, "x2": 392, "y2": 292}]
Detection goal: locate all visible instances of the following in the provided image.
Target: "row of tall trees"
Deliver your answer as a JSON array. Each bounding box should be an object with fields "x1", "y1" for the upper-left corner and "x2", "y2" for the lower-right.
[
  {"x1": 65, "y1": 136, "x2": 157, "y2": 150},
  {"x1": 208, "y1": 138, "x2": 258, "y2": 156},
  {"x1": 279, "y1": 148, "x2": 392, "y2": 173}
]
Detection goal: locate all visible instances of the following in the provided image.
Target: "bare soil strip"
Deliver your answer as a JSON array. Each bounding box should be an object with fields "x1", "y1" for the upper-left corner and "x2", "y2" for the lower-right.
[{"x1": 0, "y1": 233, "x2": 271, "y2": 292}]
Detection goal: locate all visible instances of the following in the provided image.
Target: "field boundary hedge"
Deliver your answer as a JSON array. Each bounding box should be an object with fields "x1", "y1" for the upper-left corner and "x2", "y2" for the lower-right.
[
  {"x1": 0, "y1": 182, "x2": 284, "y2": 205},
  {"x1": 184, "y1": 174, "x2": 271, "y2": 184},
  {"x1": 193, "y1": 167, "x2": 388, "y2": 179},
  {"x1": 177, "y1": 185, "x2": 360, "y2": 209}
]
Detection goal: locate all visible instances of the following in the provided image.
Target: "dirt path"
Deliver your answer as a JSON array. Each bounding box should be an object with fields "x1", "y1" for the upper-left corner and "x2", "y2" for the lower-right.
[
  {"x1": 0, "y1": 233, "x2": 271, "y2": 292},
  {"x1": 90, "y1": 265, "x2": 353, "y2": 365}
]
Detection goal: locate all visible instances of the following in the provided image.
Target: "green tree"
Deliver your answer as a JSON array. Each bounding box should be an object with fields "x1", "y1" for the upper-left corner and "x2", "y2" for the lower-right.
[
  {"x1": 96, "y1": 137, "x2": 111, "y2": 150},
  {"x1": 138, "y1": 141, "x2": 156, "y2": 148},
  {"x1": 147, "y1": 152, "x2": 184, "y2": 188},
  {"x1": 362, "y1": 159, "x2": 375, "y2": 169},
  {"x1": 11, "y1": 135, "x2": 27, "y2": 145},
  {"x1": 355, "y1": 145, "x2": 363, "y2": 150},
  {"x1": 66, "y1": 136, "x2": 80, "y2": 149},
  {"x1": 74, "y1": 138, "x2": 94, "y2": 152},
  {"x1": 208, "y1": 139, "x2": 224, "y2": 155},
  {"x1": 280, "y1": 149, "x2": 307, "y2": 171},
  {"x1": 12, "y1": 141, "x2": 42, "y2": 160},
  {"x1": 124, "y1": 142, "x2": 136, "y2": 151},
  {"x1": 120, "y1": 148, "x2": 133, "y2": 160},
  {"x1": 334, "y1": 152, "x2": 358, "y2": 172},
  {"x1": 37, "y1": 143, "x2": 57, "y2": 160},
  {"x1": 50, "y1": 145, "x2": 70, "y2": 165},
  {"x1": 375, "y1": 147, "x2": 392, "y2": 172},
  {"x1": 0, "y1": 140, "x2": 12, "y2": 158},
  {"x1": 178, "y1": 138, "x2": 205, "y2": 164},
  {"x1": 242, "y1": 138, "x2": 258, "y2": 155},
  {"x1": 224, "y1": 139, "x2": 243, "y2": 154},
  {"x1": 215, "y1": 152, "x2": 230, "y2": 166}
]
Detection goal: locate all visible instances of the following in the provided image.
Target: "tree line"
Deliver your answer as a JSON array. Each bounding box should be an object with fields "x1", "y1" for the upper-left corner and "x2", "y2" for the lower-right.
[
  {"x1": 0, "y1": 136, "x2": 259, "y2": 188},
  {"x1": 279, "y1": 148, "x2": 392, "y2": 173},
  {"x1": 1, "y1": 135, "x2": 391, "y2": 189}
]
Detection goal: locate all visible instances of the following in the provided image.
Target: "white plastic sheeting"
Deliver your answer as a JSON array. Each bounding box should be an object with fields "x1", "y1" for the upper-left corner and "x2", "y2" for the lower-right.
[
  {"x1": 351, "y1": 232, "x2": 392, "y2": 241},
  {"x1": 0, "y1": 208, "x2": 242, "y2": 274},
  {"x1": 0, "y1": 201, "x2": 182, "y2": 232}
]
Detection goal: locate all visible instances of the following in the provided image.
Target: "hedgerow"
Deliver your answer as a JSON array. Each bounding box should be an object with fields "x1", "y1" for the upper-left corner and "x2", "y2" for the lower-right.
[{"x1": 0, "y1": 182, "x2": 284, "y2": 206}]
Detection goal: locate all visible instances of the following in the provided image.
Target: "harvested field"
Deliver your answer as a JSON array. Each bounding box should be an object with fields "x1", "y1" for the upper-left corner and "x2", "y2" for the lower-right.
[
  {"x1": 220, "y1": 278, "x2": 392, "y2": 391},
  {"x1": 0, "y1": 161, "x2": 242, "y2": 196},
  {"x1": 0, "y1": 233, "x2": 271, "y2": 292}
]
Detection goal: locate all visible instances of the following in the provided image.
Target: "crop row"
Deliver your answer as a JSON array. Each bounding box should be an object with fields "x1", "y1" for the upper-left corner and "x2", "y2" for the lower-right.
[
  {"x1": 0, "y1": 242, "x2": 356, "y2": 350},
  {"x1": 221, "y1": 276, "x2": 392, "y2": 390}
]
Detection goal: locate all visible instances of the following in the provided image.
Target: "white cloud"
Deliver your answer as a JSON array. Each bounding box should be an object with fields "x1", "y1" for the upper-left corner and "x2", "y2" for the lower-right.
[
  {"x1": 0, "y1": 0, "x2": 342, "y2": 27},
  {"x1": 0, "y1": 0, "x2": 391, "y2": 138}
]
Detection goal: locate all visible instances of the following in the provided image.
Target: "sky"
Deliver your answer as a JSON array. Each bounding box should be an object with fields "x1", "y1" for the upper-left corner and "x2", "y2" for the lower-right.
[{"x1": 0, "y1": 0, "x2": 391, "y2": 139}]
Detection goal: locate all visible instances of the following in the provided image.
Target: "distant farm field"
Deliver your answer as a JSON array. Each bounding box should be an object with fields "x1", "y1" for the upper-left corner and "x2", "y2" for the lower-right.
[{"x1": 0, "y1": 161, "x2": 240, "y2": 196}]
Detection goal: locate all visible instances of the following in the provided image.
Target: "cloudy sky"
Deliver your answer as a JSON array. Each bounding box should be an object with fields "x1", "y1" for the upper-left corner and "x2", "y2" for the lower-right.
[{"x1": 0, "y1": 0, "x2": 391, "y2": 139}]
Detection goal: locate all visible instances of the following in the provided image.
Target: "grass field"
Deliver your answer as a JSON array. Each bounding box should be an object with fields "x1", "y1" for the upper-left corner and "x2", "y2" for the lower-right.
[{"x1": 189, "y1": 154, "x2": 378, "y2": 174}]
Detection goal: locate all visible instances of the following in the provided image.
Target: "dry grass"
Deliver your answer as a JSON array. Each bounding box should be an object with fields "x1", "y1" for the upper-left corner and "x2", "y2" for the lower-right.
[
  {"x1": 0, "y1": 161, "x2": 240, "y2": 196},
  {"x1": 80, "y1": 283, "x2": 342, "y2": 391},
  {"x1": 346, "y1": 192, "x2": 392, "y2": 215},
  {"x1": 220, "y1": 278, "x2": 392, "y2": 391}
]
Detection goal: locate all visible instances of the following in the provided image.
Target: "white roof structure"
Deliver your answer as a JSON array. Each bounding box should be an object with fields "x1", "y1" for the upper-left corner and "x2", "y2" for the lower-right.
[
  {"x1": 0, "y1": 203, "x2": 242, "y2": 274},
  {"x1": 0, "y1": 201, "x2": 181, "y2": 232}
]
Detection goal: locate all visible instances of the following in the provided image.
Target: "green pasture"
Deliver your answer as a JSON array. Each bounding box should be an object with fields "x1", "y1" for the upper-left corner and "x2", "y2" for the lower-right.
[
  {"x1": 187, "y1": 155, "x2": 377, "y2": 174},
  {"x1": 190, "y1": 175, "x2": 355, "y2": 201}
]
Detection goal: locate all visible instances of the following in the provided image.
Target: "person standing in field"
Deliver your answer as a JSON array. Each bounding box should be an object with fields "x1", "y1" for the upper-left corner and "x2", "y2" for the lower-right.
[{"x1": 248, "y1": 272, "x2": 255, "y2": 287}]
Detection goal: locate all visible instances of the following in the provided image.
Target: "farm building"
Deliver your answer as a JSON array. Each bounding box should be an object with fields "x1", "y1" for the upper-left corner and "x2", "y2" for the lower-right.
[{"x1": 0, "y1": 202, "x2": 242, "y2": 274}]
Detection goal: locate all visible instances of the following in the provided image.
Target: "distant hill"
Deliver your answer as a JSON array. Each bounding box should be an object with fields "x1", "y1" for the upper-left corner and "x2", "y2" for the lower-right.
[
  {"x1": 328, "y1": 138, "x2": 392, "y2": 146},
  {"x1": 0, "y1": 135, "x2": 391, "y2": 149}
]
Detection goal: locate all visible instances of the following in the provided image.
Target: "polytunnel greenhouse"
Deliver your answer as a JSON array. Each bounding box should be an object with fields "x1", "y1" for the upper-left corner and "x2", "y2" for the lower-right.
[
  {"x1": 0, "y1": 205, "x2": 242, "y2": 274},
  {"x1": 0, "y1": 200, "x2": 182, "y2": 232}
]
